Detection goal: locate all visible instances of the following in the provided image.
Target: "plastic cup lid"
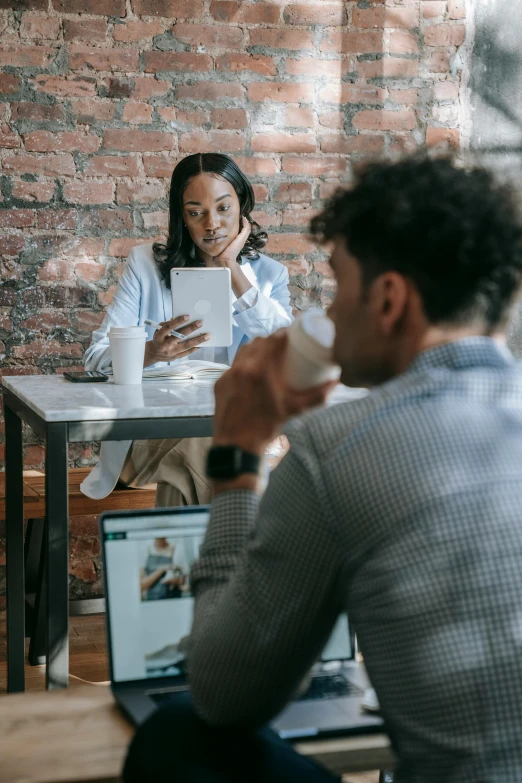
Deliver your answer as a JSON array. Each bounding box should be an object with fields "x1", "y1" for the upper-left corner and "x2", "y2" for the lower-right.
[{"x1": 300, "y1": 309, "x2": 335, "y2": 349}]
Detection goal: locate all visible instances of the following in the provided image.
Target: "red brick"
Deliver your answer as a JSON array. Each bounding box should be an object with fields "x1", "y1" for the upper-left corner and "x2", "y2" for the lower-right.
[
  {"x1": 10, "y1": 102, "x2": 64, "y2": 121},
  {"x1": 144, "y1": 51, "x2": 213, "y2": 73},
  {"x1": 320, "y1": 84, "x2": 385, "y2": 104},
  {"x1": 353, "y1": 108, "x2": 416, "y2": 131},
  {"x1": 390, "y1": 31, "x2": 419, "y2": 54},
  {"x1": 248, "y1": 82, "x2": 315, "y2": 103},
  {"x1": 142, "y1": 155, "x2": 180, "y2": 178},
  {"x1": 0, "y1": 46, "x2": 56, "y2": 68},
  {"x1": 0, "y1": 209, "x2": 35, "y2": 228},
  {"x1": 252, "y1": 29, "x2": 314, "y2": 50},
  {"x1": 108, "y1": 237, "x2": 158, "y2": 257},
  {"x1": 13, "y1": 339, "x2": 83, "y2": 359},
  {"x1": 388, "y1": 88, "x2": 419, "y2": 105},
  {"x1": 75, "y1": 311, "x2": 104, "y2": 334},
  {"x1": 285, "y1": 107, "x2": 314, "y2": 128},
  {"x1": 216, "y1": 53, "x2": 276, "y2": 76},
  {"x1": 116, "y1": 180, "x2": 168, "y2": 204},
  {"x1": 285, "y1": 59, "x2": 344, "y2": 78},
  {"x1": 319, "y1": 110, "x2": 343, "y2": 128},
  {"x1": 3, "y1": 153, "x2": 75, "y2": 177},
  {"x1": 179, "y1": 130, "x2": 246, "y2": 153},
  {"x1": 433, "y1": 81, "x2": 459, "y2": 100},
  {"x1": 176, "y1": 82, "x2": 243, "y2": 100},
  {"x1": 250, "y1": 210, "x2": 281, "y2": 229},
  {"x1": 0, "y1": 73, "x2": 20, "y2": 94},
  {"x1": 20, "y1": 15, "x2": 60, "y2": 39},
  {"x1": 0, "y1": 257, "x2": 22, "y2": 280},
  {"x1": 282, "y1": 157, "x2": 347, "y2": 176},
  {"x1": 426, "y1": 127, "x2": 459, "y2": 147},
  {"x1": 24, "y1": 445, "x2": 45, "y2": 467},
  {"x1": 322, "y1": 30, "x2": 383, "y2": 53},
  {"x1": 319, "y1": 181, "x2": 342, "y2": 200},
  {"x1": 31, "y1": 75, "x2": 97, "y2": 97},
  {"x1": 38, "y1": 259, "x2": 73, "y2": 282},
  {"x1": 85, "y1": 155, "x2": 140, "y2": 177},
  {"x1": 142, "y1": 210, "x2": 169, "y2": 229},
  {"x1": 0, "y1": 235, "x2": 25, "y2": 255},
  {"x1": 23, "y1": 131, "x2": 100, "y2": 153},
  {"x1": 275, "y1": 183, "x2": 312, "y2": 203},
  {"x1": 63, "y1": 19, "x2": 108, "y2": 41},
  {"x1": 98, "y1": 285, "x2": 117, "y2": 306},
  {"x1": 157, "y1": 107, "x2": 178, "y2": 123},
  {"x1": 113, "y1": 20, "x2": 166, "y2": 42},
  {"x1": 63, "y1": 180, "x2": 114, "y2": 205},
  {"x1": 425, "y1": 52, "x2": 451, "y2": 72},
  {"x1": 131, "y1": 0, "x2": 204, "y2": 16},
  {"x1": 358, "y1": 58, "x2": 419, "y2": 78},
  {"x1": 210, "y1": 108, "x2": 248, "y2": 129},
  {"x1": 448, "y1": 0, "x2": 465, "y2": 19},
  {"x1": 266, "y1": 233, "x2": 316, "y2": 255},
  {"x1": 52, "y1": 0, "x2": 125, "y2": 12},
  {"x1": 211, "y1": 1, "x2": 280, "y2": 23},
  {"x1": 122, "y1": 102, "x2": 154, "y2": 124},
  {"x1": 230, "y1": 157, "x2": 277, "y2": 176},
  {"x1": 282, "y1": 204, "x2": 318, "y2": 227},
  {"x1": 75, "y1": 261, "x2": 105, "y2": 282},
  {"x1": 12, "y1": 181, "x2": 55, "y2": 202},
  {"x1": 70, "y1": 100, "x2": 115, "y2": 122},
  {"x1": 70, "y1": 47, "x2": 139, "y2": 73},
  {"x1": 103, "y1": 129, "x2": 175, "y2": 152},
  {"x1": 282, "y1": 257, "x2": 311, "y2": 276},
  {"x1": 423, "y1": 2, "x2": 446, "y2": 18},
  {"x1": 133, "y1": 77, "x2": 171, "y2": 100},
  {"x1": 82, "y1": 210, "x2": 133, "y2": 231},
  {"x1": 0, "y1": 126, "x2": 20, "y2": 149},
  {"x1": 173, "y1": 22, "x2": 243, "y2": 48},
  {"x1": 424, "y1": 24, "x2": 466, "y2": 46},
  {"x1": 20, "y1": 311, "x2": 73, "y2": 331},
  {"x1": 320, "y1": 134, "x2": 386, "y2": 154},
  {"x1": 252, "y1": 132, "x2": 316, "y2": 154},
  {"x1": 69, "y1": 515, "x2": 100, "y2": 537},
  {"x1": 36, "y1": 209, "x2": 78, "y2": 230},
  {"x1": 353, "y1": 7, "x2": 418, "y2": 28},
  {"x1": 253, "y1": 184, "x2": 268, "y2": 202},
  {"x1": 283, "y1": 4, "x2": 347, "y2": 25}
]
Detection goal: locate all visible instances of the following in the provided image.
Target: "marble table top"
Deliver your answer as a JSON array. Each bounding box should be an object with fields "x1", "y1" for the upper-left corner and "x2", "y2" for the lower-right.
[{"x1": 2, "y1": 374, "x2": 367, "y2": 424}]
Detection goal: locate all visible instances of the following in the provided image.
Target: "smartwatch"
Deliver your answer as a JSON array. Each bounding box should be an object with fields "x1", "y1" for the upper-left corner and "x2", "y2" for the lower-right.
[{"x1": 206, "y1": 446, "x2": 261, "y2": 480}]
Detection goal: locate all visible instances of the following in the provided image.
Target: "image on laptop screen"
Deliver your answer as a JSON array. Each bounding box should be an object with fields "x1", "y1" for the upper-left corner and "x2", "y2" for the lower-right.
[
  {"x1": 103, "y1": 509, "x2": 209, "y2": 683},
  {"x1": 102, "y1": 508, "x2": 353, "y2": 685}
]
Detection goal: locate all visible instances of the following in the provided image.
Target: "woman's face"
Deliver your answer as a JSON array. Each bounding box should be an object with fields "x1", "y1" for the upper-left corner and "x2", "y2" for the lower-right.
[{"x1": 182, "y1": 172, "x2": 242, "y2": 259}]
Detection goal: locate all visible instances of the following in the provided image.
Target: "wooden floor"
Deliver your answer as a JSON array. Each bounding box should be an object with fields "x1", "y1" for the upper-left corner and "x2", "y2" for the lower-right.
[{"x1": 0, "y1": 612, "x2": 378, "y2": 782}]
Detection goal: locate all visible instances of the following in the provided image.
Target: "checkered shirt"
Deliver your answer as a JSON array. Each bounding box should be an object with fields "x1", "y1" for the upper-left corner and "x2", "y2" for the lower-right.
[{"x1": 189, "y1": 337, "x2": 522, "y2": 782}]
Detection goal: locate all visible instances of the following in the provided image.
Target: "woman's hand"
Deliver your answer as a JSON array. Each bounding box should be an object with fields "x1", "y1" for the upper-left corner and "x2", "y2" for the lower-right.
[
  {"x1": 143, "y1": 315, "x2": 210, "y2": 368},
  {"x1": 208, "y1": 217, "x2": 254, "y2": 299}
]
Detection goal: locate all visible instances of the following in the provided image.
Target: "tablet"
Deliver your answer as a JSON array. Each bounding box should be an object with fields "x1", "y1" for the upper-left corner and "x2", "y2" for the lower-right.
[{"x1": 170, "y1": 267, "x2": 233, "y2": 347}]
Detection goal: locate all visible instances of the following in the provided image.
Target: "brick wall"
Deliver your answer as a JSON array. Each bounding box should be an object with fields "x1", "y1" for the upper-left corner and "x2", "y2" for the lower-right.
[{"x1": 0, "y1": 0, "x2": 468, "y2": 602}]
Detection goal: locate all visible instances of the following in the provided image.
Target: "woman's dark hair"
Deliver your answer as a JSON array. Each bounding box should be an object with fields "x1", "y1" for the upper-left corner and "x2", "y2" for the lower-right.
[
  {"x1": 310, "y1": 155, "x2": 522, "y2": 330},
  {"x1": 153, "y1": 153, "x2": 268, "y2": 288}
]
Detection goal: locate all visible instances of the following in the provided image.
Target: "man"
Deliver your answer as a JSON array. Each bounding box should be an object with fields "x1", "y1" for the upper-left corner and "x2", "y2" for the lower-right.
[{"x1": 124, "y1": 156, "x2": 522, "y2": 782}]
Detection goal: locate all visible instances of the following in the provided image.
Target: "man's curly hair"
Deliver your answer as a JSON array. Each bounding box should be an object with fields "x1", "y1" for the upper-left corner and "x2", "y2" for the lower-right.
[{"x1": 310, "y1": 156, "x2": 522, "y2": 330}]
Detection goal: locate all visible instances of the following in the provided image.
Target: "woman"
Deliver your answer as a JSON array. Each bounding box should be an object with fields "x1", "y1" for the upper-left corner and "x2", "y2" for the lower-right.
[{"x1": 81, "y1": 153, "x2": 292, "y2": 503}]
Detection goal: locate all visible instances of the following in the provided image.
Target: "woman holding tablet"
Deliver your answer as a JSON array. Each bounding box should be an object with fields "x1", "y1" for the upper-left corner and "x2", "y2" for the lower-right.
[{"x1": 81, "y1": 153, "x2": 292, "y2": 504}]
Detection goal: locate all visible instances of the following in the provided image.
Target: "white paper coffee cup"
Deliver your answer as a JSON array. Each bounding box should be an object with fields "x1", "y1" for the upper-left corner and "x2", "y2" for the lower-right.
[
  {"x1": 108, "y1": 326, "x2": 146, "y2": 385},
  {"x1": 285, "y1": 309, "x2": 341, "y2": 390}
]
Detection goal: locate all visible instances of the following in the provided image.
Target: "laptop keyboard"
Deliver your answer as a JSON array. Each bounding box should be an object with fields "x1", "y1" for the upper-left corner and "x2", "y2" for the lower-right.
[{"x1": 297, "y1": 672, "x2": 363, "y2": 702}]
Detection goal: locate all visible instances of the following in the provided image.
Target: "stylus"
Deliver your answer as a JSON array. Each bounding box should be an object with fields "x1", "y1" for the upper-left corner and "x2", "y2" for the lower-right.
[{"x1": 144, "y1": 319, "x2": 186, "y2": 340}]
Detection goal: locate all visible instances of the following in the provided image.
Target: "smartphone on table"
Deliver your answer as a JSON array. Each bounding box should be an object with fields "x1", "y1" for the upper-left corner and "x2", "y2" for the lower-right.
[
  {"x1": 170, "y1": 267, "x2": 233, "y2": 347},
  {"x1": 63, "y1": 371, "x2": 108, "y2": 383}
]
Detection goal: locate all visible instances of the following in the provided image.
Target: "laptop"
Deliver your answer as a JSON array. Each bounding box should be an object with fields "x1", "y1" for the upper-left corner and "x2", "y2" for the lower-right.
[{"x1": 100, "y1": 506, "x2": 383, "y2": 740}]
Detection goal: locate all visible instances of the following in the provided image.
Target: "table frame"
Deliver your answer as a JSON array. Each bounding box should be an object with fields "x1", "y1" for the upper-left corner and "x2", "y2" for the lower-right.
[{"x1": 4, "y1": 388, "x2": 213, "y2": 693}]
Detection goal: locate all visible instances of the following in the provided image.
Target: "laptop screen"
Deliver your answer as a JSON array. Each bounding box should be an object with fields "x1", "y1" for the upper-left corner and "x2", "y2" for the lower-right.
[{"x1": 102, "y1": 508, "x2": 352, "y2": 684}]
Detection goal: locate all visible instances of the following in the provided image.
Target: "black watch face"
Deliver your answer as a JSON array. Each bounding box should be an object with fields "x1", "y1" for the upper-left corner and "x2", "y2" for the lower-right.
[{"x1": 206, "y1": 446, "x2": 242, "y2": 479}]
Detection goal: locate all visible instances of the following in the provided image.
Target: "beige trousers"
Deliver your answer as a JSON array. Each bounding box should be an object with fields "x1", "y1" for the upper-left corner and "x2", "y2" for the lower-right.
[{"x1": 119, "y1": 437, "x2": 214, "y2": 508}]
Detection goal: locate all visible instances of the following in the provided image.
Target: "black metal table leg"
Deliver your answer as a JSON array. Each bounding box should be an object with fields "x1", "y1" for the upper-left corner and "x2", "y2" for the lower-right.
[
  {"x1": 5, "y1": 402, "x2": 25, "y2": 693},
  {"x1": 45, "y1": 422, "x2": 69, "y2": 690}
]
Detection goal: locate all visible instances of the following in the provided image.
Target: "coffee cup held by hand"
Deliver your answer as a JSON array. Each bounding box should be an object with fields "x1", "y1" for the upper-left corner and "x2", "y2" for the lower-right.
[
  {"x1": 285, "y1": 309, "x2": 341, "y2": 390},
  {"x1": 108, "y1": 325, "x2": 146, "y2": 385}
]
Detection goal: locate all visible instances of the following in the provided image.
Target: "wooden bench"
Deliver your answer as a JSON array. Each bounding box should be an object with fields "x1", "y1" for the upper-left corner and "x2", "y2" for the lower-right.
[{"x1": 0, "y1": 468, "x2": 157, "y2": 665}]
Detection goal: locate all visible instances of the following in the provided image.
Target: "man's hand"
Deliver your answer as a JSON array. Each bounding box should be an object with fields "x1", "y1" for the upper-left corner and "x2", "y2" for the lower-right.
[{"x1": 213, "y1": 331, "x2": 336, "y2": 456}]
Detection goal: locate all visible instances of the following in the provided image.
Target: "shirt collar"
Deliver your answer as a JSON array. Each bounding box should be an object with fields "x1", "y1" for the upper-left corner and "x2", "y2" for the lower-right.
[{"x1": 405, "y1": 337, "x2": 515, "y2": 376}]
